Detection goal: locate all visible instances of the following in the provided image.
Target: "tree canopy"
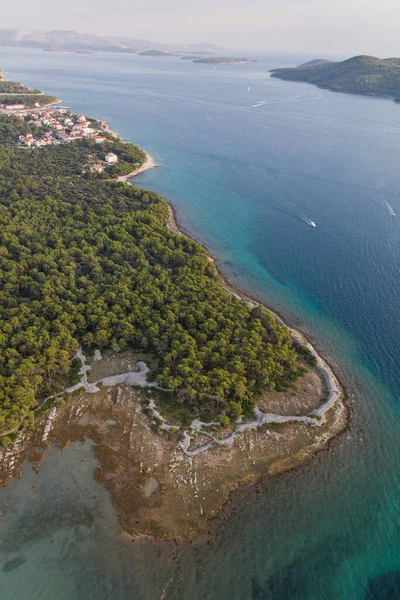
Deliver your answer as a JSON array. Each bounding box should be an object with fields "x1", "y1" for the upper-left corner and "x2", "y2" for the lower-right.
[{"x1": 0, "y1": 115, "x2": 302, "y2": 436}]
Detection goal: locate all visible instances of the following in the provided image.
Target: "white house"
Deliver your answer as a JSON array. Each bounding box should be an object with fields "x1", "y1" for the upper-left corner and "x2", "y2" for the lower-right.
[{"x1": 105, "y1": 152, "x2": 118, "y2": 164}]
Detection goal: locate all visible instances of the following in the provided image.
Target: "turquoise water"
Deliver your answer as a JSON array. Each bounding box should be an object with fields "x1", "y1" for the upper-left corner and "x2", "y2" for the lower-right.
[{"x1": 1, "y1": 47, "x2": 400, "y2": 599}]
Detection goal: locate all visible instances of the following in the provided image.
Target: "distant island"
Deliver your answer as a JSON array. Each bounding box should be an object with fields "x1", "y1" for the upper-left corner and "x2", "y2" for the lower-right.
[
  {"x1": 138, "y1": 49, "x2": 173, "y2": 57},
  {"x1": 193, "y1": 56, "x2": 250, "y2": 64},
  {"x1": 271, "y1": 55, "x2": 400, "y2": 104}
]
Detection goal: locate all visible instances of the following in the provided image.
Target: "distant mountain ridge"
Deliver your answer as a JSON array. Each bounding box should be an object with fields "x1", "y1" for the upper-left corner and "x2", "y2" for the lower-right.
[
  {"x1": 271, "y1": 55, "x2": 400, "y2": 103},
  {"x1": 0, "y1": 29, "x2": 221, "y2": 55}
]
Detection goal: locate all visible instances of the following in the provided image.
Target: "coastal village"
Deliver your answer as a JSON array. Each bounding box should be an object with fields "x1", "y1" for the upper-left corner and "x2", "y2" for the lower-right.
[{"x1": 1, "y1": 103, "x2": 120, "y2": 174}]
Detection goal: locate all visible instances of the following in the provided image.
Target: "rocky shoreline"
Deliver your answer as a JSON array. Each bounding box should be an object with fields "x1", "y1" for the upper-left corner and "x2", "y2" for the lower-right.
[{"x1": 0, "y1": 346, "x2": 347, "y2": 539}]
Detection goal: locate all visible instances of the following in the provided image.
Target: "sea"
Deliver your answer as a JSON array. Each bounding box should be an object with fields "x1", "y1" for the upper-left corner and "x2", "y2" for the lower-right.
[{"x1": 0, "y1": 46, "x2": 400, "y2": 600}]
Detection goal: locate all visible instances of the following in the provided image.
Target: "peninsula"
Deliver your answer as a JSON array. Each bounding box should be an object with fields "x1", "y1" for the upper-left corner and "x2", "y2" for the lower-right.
[
  {"x1": 0, "y1": 72, "x2": 57, "y2": 109},
  {"x1": 271, "y1": 55, "x2": 400, "y2": 103},
  {"x1": 0, "y1": 75, "x2": 346, "y2": 539}
]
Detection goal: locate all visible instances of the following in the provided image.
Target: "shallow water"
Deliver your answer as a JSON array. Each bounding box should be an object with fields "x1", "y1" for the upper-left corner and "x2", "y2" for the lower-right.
[{"x1": 1, "y1": 47, "x2": 400, "y2": 599}]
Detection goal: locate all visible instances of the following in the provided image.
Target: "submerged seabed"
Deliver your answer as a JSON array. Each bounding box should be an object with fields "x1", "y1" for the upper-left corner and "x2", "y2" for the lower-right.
[{"x1": 1, "y1": 48, "x2": 400, "y2": 599}]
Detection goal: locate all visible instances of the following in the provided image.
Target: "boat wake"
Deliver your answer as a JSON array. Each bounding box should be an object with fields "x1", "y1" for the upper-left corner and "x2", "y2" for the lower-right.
[
  {"x1": 386, "y1": 202, "x2": 396, "y2": 217},
  {"x1": 252, "y1": 100, "x2": 269, "y2": 108},
  {"x1": 252, "y1": 94, "x2": 321, "y2": 108},
  {"x1": 302, "y1": 217, "x2": 317, "y2": 228}
]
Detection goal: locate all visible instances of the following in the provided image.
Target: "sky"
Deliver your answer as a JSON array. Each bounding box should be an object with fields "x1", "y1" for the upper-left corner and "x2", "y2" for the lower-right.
[{"x1": 2, "y1": 0, "x2": 400, "y2": 56}]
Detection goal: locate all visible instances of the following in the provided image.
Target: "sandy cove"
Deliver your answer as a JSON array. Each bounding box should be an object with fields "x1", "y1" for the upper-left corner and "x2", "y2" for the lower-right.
[{"x1": 116, "y1": 152, "x2": 157, "y2": 182}]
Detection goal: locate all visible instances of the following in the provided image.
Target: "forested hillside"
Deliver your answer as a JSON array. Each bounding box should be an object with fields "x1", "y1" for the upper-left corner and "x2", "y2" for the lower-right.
[
  {"x1": 271, "y1": 55, "x2": 400, "y2": 100},
  {"x1": 0, "y1": 115, "x2": 302, "y2": 441}
]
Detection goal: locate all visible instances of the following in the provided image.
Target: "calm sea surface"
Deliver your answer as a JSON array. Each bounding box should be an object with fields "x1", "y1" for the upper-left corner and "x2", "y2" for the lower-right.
[{"x1": 1, "y1": 47, "x2": 400, "y2": 599}]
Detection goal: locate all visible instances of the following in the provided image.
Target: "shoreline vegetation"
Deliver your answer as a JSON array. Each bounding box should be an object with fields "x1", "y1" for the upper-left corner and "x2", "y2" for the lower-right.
[{"x1": 0, "y1": 76, "x2": 347, "y2": 539}]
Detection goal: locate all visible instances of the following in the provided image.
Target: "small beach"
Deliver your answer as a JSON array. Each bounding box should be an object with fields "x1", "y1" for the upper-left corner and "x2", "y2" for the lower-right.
[{"x1": 116, "y1": 152, "x2": 156, "y2": 182}]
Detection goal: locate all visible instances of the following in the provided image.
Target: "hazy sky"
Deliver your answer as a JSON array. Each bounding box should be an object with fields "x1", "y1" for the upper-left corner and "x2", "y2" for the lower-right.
[{"x1": 3, "y1": 0, "x2": 400, "y2": 55}]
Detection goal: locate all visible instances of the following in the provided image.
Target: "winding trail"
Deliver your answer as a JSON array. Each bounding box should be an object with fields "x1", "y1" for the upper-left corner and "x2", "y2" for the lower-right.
[
  {"x1": 38, "y1": 337, "x2": 342, "y2": 457},
  {"x1": 41, "y1": 349, "x2": 156, "y2": 406}
]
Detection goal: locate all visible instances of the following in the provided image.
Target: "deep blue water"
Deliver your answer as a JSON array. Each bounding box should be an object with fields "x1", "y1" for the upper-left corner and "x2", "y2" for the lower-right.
[{"x1": 1, "y1": 47, "x2": 400, "y2": 599}]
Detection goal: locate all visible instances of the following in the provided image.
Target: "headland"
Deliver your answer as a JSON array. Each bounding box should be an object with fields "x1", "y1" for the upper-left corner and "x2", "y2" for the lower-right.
[
  {"x1": 271, "y1": 55, "x2": 400, "y2": 104},
  {"x1": 0, "y1": 74, "x2": 348, "y2": 540}
]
